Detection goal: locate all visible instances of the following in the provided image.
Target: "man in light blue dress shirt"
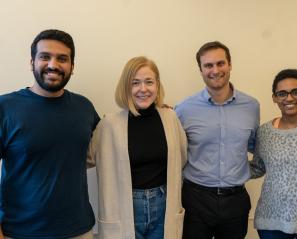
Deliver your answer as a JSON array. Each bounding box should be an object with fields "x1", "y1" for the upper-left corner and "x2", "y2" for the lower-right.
[{"x1": 175, "y1": 41, "x2": 260, "y2": 239}]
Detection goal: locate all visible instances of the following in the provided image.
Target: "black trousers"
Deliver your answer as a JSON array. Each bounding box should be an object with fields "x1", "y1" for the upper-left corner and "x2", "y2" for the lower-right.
[{"x1": 182, "y1": 180, "x2": 251, "y2": 239}]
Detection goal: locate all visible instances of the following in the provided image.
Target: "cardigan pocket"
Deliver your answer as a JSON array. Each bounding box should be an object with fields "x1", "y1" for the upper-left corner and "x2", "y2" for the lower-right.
[
  {"x1": 97, "y1": 219, "x2": 123, "y2": 239},
  {"x1": 176, "y1": 208, "x2": 185, "y2": 239}
]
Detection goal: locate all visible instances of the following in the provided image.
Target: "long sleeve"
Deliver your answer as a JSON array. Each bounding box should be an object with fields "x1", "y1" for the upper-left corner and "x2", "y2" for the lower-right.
[
  {"x1": 249, "y1": 153, "x2": 266, "y2": 179},
  {"x1": 248, "y1": 102, "x2": 260, "y2": 154},
  {"x1": 86, "y1": 124, "x2": 99, "y2": 168},
  {"x1": 249, "y1": 130, "x2": 266, "y2": 179},
  {"x1": 0, "y1": 107, "x2": 4, "y2": 223}
]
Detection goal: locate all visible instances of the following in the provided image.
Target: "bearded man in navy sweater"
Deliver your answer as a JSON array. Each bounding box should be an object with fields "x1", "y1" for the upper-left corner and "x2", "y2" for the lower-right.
[{"x1": 0, "y1": 29, "x2": 100, "y2": 239}]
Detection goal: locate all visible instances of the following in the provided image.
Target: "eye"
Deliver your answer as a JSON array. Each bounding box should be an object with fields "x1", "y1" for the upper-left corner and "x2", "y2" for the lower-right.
[
  {"x1": 275, "y1": 91, "x2": 288, "y2": 98},
  {"x1": 57, "y1": 56, "x2": 69, "y2": 63},
  {"x1": 291, "y1": 89, "x2": 297, "y2": 97},
  {"x1": 203, "y1": 63, "x2": 213, "y2": 69},
  {"x1": 39, "y1": 54, "x2": 50, "y2": 61},
  {"x1": 146, "y1": 80, "x2": 155, "y2": 85},
  {"x1": 132, "y1": 80, "x2": 140, "y2": 86},
  {"x1": 217, "y1": 61, "x2": 225, "y2": 67}
]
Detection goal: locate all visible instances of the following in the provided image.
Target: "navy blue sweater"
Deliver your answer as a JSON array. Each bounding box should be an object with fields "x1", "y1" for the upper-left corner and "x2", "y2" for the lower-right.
[{"x1": 0, "y1": 88, "x2": 99, "y2": 238}]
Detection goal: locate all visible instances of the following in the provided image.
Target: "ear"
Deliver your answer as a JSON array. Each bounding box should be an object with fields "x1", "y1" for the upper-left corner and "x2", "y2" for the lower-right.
[
  {"x1": 30, "y1": 59, "x2": 34, "y2": 71},
  {"x1": 272, "y1": 94, "x2": 277, "y2": 103},
  {"x1": 71, "y1": 64, "x2": 75, "y2": 75},
  {"x1": 229, "y1": 62, "x2": 232, "y2": 71}
]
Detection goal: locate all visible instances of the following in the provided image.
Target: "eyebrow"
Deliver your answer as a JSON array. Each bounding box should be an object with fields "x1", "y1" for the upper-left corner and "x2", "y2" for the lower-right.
[
  {"x1": 203, "y1": 60, "x2": 226, "y2": 65},
  {"x1": 133, "y1": 78, "x2": 155, "y2": 81},
  {"x1": 37, "y1": 52, "x2": 70, "y2": 58}
]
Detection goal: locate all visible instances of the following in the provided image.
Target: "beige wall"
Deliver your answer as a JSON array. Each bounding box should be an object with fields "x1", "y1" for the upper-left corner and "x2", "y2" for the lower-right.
[{"x1": 1, "y1": 1, "x2": 297, "y2": 237}]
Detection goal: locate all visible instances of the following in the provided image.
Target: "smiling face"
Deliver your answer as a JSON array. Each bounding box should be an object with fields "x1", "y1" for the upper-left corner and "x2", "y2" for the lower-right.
[
  {"x1": 200, "y1": 48, "x2": 232, "y2": 92},
  {"x1": 131, "y1": 66, "x2": 158, "y2": 110},
  {"x1": 31, "y1": 39, "x2": 74, "y2": 97},
  {"x1": 273, "y1": 78, "x2": 297, "y2": 117}
]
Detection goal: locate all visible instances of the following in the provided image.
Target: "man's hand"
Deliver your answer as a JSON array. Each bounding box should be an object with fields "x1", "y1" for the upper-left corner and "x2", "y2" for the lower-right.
[{"x1": 161, "y1": 103, "x2": 173, "y2": 109}]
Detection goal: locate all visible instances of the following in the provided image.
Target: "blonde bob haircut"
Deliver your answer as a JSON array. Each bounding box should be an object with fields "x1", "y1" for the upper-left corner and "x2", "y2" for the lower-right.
[{"x1": 115, "y1": 56, "x2": 165, "y2": 116}]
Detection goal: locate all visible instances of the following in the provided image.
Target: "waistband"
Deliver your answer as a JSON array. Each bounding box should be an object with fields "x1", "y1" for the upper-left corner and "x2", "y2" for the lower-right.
[
  {"x1": 184, "y1": 179, "x2": 245, "y2": 196},
  {"x1": 133, "y1": 184, "x2": 166, "y2": 198}
]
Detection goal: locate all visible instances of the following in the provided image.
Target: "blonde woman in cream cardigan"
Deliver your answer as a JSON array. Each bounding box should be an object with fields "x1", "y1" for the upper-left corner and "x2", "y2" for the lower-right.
[{"x1": 89, "y1": 56, "x2": 187, "y2": 239}]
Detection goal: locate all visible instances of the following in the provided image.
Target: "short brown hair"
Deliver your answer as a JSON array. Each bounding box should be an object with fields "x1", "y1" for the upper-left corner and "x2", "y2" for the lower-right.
[
  {"x1": 115, "y1": 56, "x2": 165, "y2": 116},
  {"x1": 196, "y1": 41, "x2": 231, "y2": 71}
]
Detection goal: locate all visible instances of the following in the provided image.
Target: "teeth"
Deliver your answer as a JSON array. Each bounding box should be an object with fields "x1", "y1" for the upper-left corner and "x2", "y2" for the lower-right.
[
  {"x1": 284, "y1": 104, "x2": 296, "y2": 109},
  {"x1": 210, "y1": 75, "x2": 223, "y2": 80},
  {"x1": 284, "y1": 104, "x2": 296, "y2": 110},
  {"x1": 44, "y1": 72, "x2": 61, "y2": 77}
]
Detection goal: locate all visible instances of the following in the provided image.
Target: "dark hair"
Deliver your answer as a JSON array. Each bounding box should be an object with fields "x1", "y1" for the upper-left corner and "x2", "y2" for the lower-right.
[
  {"x1": 196, "y1": 41, "x2": 231, "y2": 71},
  {"x1": 31, "y1": 29, "x2": 75, "y2": 64},
  {"x1": 272, "y1": 69, "x2": 297, "y2": 94}
]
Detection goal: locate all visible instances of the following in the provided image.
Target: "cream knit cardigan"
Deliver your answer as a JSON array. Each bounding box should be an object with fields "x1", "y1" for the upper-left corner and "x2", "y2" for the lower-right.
[{"x1": 89, "y1": 107, "x2": 187, "y2": 239}]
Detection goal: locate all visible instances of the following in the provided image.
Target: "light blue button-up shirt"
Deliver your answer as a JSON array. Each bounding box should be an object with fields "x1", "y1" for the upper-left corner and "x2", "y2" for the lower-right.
[{"x1": 175, "y1": 87, "x2": 260, "y2": 187}]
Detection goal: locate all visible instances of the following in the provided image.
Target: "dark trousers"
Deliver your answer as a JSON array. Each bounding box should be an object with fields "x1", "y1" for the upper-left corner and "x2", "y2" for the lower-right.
[
  {"x1": 258, "y1": 230, "x2": 297, "y2": 239},
  {"x1": 182, "y1": 180, "x2": 251, "y2": 239}
]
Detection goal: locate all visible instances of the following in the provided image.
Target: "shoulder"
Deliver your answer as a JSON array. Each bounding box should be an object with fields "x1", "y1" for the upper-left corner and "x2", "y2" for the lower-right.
[
  {"x1": 235, "y1": 90, "x2": 259, "y2": 107},
  {"x1": 66, "y1": 90, "x2": 94, "y2": 105},
  {"x1": 0, "y1": 90, "x2": 25, "y2": 109},
  {"x1": 257, "y1": 121, "x2": 272, "y2": 135},
  {"x1": 176, "y1": 91, "x2": 203, "y2": 106},
  {"x1": 175, "y1": 90, "x2": 207, "y2": 123},
  {"x1": 157, "y1": 107, "x2": 184, "y2": 129},
  {"x1": 0, "y1": 89, "x2": 23, "y2": 100},
  {"x1": 66, "y1": 90, "x2": 99, "y2": 117},
  {"x1": 157, "y1": 107, "x2": 179, "y2": 122},
  {"x1": 99, "y1": 110, "x2": 128, "y2": 128},
  {"x1": 0, "y1": 91, "x2": 25, "y2": 121},
  {"x1": 175, "y1": 90, "x2": 205, "y2": 114},
  {"x1": 93, "y1": 111, "x2": 128, "y2": 144},
  {"x1": 260, "y1": 121, "x2": 272, "y2": 128},
  {"x1": 157, "y1": 107, "x2": 176, "y2": 117}
]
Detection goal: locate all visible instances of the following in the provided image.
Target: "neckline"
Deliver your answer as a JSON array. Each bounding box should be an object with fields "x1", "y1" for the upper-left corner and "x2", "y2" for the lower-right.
[
  {"x1": 269, "y1": 119, "x2": 297, "y2": 133},
  {"x1": 130, "y1": 104, "x2": 156, "y2": 118},
  {"x1": 272, "y1": 117, "x2": 297, "y2": 130},
  {"x1": 22, "y1": 87, "x2": 67, "y2": 101}
]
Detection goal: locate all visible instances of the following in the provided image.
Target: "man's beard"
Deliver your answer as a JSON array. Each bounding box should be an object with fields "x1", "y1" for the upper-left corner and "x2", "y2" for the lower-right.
[{"x1": 33, "y1": 66, "x2": 71, "y2": 92}]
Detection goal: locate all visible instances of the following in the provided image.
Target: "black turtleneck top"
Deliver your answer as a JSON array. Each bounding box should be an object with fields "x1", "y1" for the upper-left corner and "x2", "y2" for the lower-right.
[{"x1": 128, "y1": 104, "x2": 168, "y2": 189}]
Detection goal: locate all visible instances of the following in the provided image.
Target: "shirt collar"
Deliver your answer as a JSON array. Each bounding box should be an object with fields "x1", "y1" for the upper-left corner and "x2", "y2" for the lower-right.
[{"x1": 202, "y1": 83, "x2": 236, "y2": 105}]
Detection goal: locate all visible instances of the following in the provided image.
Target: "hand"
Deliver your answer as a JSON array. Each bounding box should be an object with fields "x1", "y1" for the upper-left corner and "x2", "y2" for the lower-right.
[
  {"x1": 0, "y1": 226, "x2": 4, "y2": 239},
  {"x1": 161, "y1": 103, "x2": 173, "y2": 109}
]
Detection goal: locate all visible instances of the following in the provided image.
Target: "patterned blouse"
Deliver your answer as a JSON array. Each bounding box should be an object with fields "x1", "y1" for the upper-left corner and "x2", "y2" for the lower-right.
[{"x1": 250, "y1": 120, "x2": 297, "y2": 234}]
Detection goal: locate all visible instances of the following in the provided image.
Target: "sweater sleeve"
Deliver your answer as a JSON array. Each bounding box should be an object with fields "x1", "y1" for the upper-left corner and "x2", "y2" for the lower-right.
[
  {"x1": 0, "y1": 106, "x2": 3, "y2": 160},
  {"x1": 249, "y1": 100, "x2": 260, "y2": 154},
  {"x1": 86, "y1": 124, "x2": 99, "y2": 168},
  {"x1": 249, "y1": 153, "x2": 266, "y2": 179},
  {"x1": 94, "y1": 115, "x2": 123, "y2": 222},
  {"x1": 249, "y1": 129, "x2": 266, "y2": 179},
  {"x1": 0, "y1": 107, "x2": 4, "y2": 222}
]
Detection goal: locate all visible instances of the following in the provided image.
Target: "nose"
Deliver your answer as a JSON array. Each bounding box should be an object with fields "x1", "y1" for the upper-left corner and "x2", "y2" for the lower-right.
[
  {"x1": 139, "y1": 82, "x2": 148, "y2": 91},
  {"x1": 212, "y1": 65, "x2": 219, "y2": 74},
  {"x1": 47, "y1": 58, "x2": 59, "y2": 69}
]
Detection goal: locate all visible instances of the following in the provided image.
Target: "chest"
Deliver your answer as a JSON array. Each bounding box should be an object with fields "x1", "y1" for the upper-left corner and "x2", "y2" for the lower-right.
[
  {"x1": 183, "y1": 105, "x2": 256, "y2": 144},
  {"x1": 2, "y1": 104, "x2": 94, "y2": 157}
]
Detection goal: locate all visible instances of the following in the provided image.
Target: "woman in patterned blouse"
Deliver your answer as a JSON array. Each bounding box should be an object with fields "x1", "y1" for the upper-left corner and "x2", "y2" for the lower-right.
[{"x1": 250, "y1": 69, "x2": 297, "y2": 239}]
